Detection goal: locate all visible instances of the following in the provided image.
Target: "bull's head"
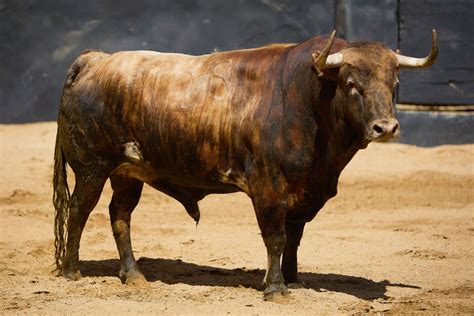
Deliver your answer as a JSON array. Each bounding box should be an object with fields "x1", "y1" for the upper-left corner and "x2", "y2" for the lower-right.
[{"x1": 312, "y1": 30, "x2": 438, "y2": 145}]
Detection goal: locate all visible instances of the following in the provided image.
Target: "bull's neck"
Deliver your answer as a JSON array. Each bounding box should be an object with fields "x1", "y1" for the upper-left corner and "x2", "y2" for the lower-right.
[
  {"x1": 283, "y1": 42, "x2": 364, "y2": 191},
  {"x1": 320, "y1": 82, "x2": 364, "y2": 173}
]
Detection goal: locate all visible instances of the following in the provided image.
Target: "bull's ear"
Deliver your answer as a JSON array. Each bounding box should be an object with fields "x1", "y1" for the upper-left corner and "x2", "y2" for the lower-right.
[
  {"x1": 312, "y1": 52, "x2": 343, "y2": 74},
  {"x1": 311, "y1": 55, "x2": 340, "y2": 81}
]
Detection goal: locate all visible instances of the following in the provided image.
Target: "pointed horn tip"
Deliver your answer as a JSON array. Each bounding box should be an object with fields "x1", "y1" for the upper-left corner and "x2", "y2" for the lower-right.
[
  {"x1": 430, "y1": 29, "x2": 438, "y2": 58},
  {"x1": 328, "y1": 30, "x2": 337, "y2": 44},
  {"x1": 396, "y1": 29, "x2": 438, "y2": 68},
  {"x1": 432, "y1": 30, "x2": 438, "y2": 52},
  {"x1": 312, "y1": 30, "x2": 342, "y2": 72}
]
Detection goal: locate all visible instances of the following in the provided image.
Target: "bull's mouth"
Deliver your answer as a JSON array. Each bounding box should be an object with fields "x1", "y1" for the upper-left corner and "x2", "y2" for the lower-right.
[
  {"x1": 365, "y1": 131, "x2": 401, "y2": 144},
  {"x1": 374, "y1": 134, "x2": 400, "y2": 143}
]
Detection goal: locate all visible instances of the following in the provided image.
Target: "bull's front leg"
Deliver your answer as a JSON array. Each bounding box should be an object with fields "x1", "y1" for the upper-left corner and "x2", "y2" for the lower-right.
[
  {"x1": 252, "y1": 197, "x2": 289, "y2": 299},
  {"x1": 262, "y1": 231, "x2": 288, "y2": 298}
]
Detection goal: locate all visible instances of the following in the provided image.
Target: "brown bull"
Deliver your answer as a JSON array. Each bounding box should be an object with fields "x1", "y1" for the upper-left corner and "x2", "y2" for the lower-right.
[{"x1": 53, "y1": 30, "x2": 437, "y2": 298}]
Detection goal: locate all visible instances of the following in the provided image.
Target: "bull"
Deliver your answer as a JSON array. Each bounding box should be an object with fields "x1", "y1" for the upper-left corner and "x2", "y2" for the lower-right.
[{"x1": 53, "y1": 30, "x2": 437, "y2": 298}]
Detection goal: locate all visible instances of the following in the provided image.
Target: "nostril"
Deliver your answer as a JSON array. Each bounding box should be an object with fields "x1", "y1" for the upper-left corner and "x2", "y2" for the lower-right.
[
  {"x1": 373, "y1": 124, "x2": 384, "y2": 135},
  {"x1": 392, "y1": 123, "x2": 399, "y2": 135}
]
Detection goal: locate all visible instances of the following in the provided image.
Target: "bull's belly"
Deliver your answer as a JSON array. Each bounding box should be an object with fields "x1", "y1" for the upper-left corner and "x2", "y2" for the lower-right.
[
  {"x1": 111, "y1": 156, "x2": 332, "y2": 223},
  {"x1": 112, "y1": 162, "x2": 242, "y2": 195}
]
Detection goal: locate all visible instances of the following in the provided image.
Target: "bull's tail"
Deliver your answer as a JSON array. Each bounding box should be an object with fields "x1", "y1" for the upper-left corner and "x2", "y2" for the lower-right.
[
  {"x1": 53, "y1": 50, "x2": 106, "y2": 273},
  {"x1": 53, "y1": 131, "x2": 70, "y2": 274}
]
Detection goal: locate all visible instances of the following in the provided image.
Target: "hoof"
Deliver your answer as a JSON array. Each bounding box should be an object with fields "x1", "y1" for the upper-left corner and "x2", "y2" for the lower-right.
[
  {"x1": 125, "y1": 273, "x2": 147, "y2": 286},
  {"x1": 120, "y1": 270, "x2": 147, "y2": 286},
  {"x1": 263, "y1": 283, "x2": 289, "y2": 301},
  {"x1": 63, "y1": 269, "x2": 82, "y2": 281}
]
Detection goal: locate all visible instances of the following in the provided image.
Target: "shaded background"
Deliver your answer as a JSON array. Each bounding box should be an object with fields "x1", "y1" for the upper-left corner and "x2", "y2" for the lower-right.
[{"x1": 0, "y1": 0, "x2": 473, "y2": 145}]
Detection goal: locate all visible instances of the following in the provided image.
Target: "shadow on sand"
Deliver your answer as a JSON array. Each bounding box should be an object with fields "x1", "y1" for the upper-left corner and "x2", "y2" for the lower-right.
[{"x1": 81, "y1": 257, "x2": 420, "y2": 300}]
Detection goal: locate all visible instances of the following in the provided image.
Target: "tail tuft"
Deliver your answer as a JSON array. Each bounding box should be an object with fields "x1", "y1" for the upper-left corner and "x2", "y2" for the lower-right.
[{"x1": 53, "y1": 132, "x2": 70, "y2": 274}]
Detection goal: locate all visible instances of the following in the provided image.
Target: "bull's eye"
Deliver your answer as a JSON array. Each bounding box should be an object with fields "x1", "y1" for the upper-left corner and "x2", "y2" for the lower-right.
[{"x1": 346, "y1": 79, "x2": 361, "y2": 96}]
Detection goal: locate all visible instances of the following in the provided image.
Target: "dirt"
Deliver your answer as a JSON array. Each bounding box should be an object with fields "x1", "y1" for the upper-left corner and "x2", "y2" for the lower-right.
[{"x1": 1, "y1": 122, "x2": 473, "y2": 314}]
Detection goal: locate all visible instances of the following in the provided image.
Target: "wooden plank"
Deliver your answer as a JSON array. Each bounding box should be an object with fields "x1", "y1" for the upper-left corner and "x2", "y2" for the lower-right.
[
  {"x1": 396, "y1": 111, "x2": 474, "y2": 146},
  {"x1": 396, "y1": 104, "x2": 474, "y2": 112},
  {"x1": 400, "y1": 69, "x2": 474, "y2": 104},
  {"x1": 398, "y1": 0, "x2": 474, "y2": 105}
]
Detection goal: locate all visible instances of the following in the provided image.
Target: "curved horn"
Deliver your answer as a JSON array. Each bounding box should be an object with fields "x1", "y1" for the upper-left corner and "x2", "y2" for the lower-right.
[
  {"x1": 396, "y1": 29, "x2": 438, "y2": 68},
  {"x1": 312, "y1": 30, "x2": 343, "y2": 75}
]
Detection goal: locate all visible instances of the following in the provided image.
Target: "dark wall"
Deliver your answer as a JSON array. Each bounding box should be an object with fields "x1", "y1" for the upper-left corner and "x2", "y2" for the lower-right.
[
  {"x1": 398, "y1": 0, "x2": 474, "y2": 105},
  {"x1": 1, "y1": 0, "x2": 472, "y2": 146},
  {"x1": 335, "y1": 0, "x2": 397, "y2": 47}
]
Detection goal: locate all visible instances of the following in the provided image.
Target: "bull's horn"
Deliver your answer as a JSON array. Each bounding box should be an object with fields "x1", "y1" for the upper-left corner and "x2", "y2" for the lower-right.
[
  {"x1": 395, "y1": 29, "x2": 438, "y2": 68},
  {"x1": 312, "y1": 30, "x2": 343, "y2": 75}
]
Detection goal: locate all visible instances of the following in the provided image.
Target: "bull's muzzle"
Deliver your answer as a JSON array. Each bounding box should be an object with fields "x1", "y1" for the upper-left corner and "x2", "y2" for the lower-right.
[{"x1": 369, "y1": 118, "x2": 400, "y2": 142}]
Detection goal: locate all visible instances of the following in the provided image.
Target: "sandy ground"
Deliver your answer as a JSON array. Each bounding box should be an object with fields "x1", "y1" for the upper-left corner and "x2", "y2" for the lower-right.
[{"x1": 0, "y1": 122, "x2": 473, "y2": 314}]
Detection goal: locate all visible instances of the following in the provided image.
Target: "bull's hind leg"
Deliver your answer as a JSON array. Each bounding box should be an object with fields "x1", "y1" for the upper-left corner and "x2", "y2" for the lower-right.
[
  {"x1": 282, "y1": 221, "x2": 305, "y2": 287},
  {"x1": 63, "y1": 174, "x2": 107, "y2": 280},
  {"x1": 109, "y1": 175, "x2": 146, "y2": 285}
]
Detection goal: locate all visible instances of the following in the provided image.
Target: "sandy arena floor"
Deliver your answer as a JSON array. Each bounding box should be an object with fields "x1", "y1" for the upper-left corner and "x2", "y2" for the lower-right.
[{"x1": 0, "y1": 122, "x2": 473, "y2": 314}]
